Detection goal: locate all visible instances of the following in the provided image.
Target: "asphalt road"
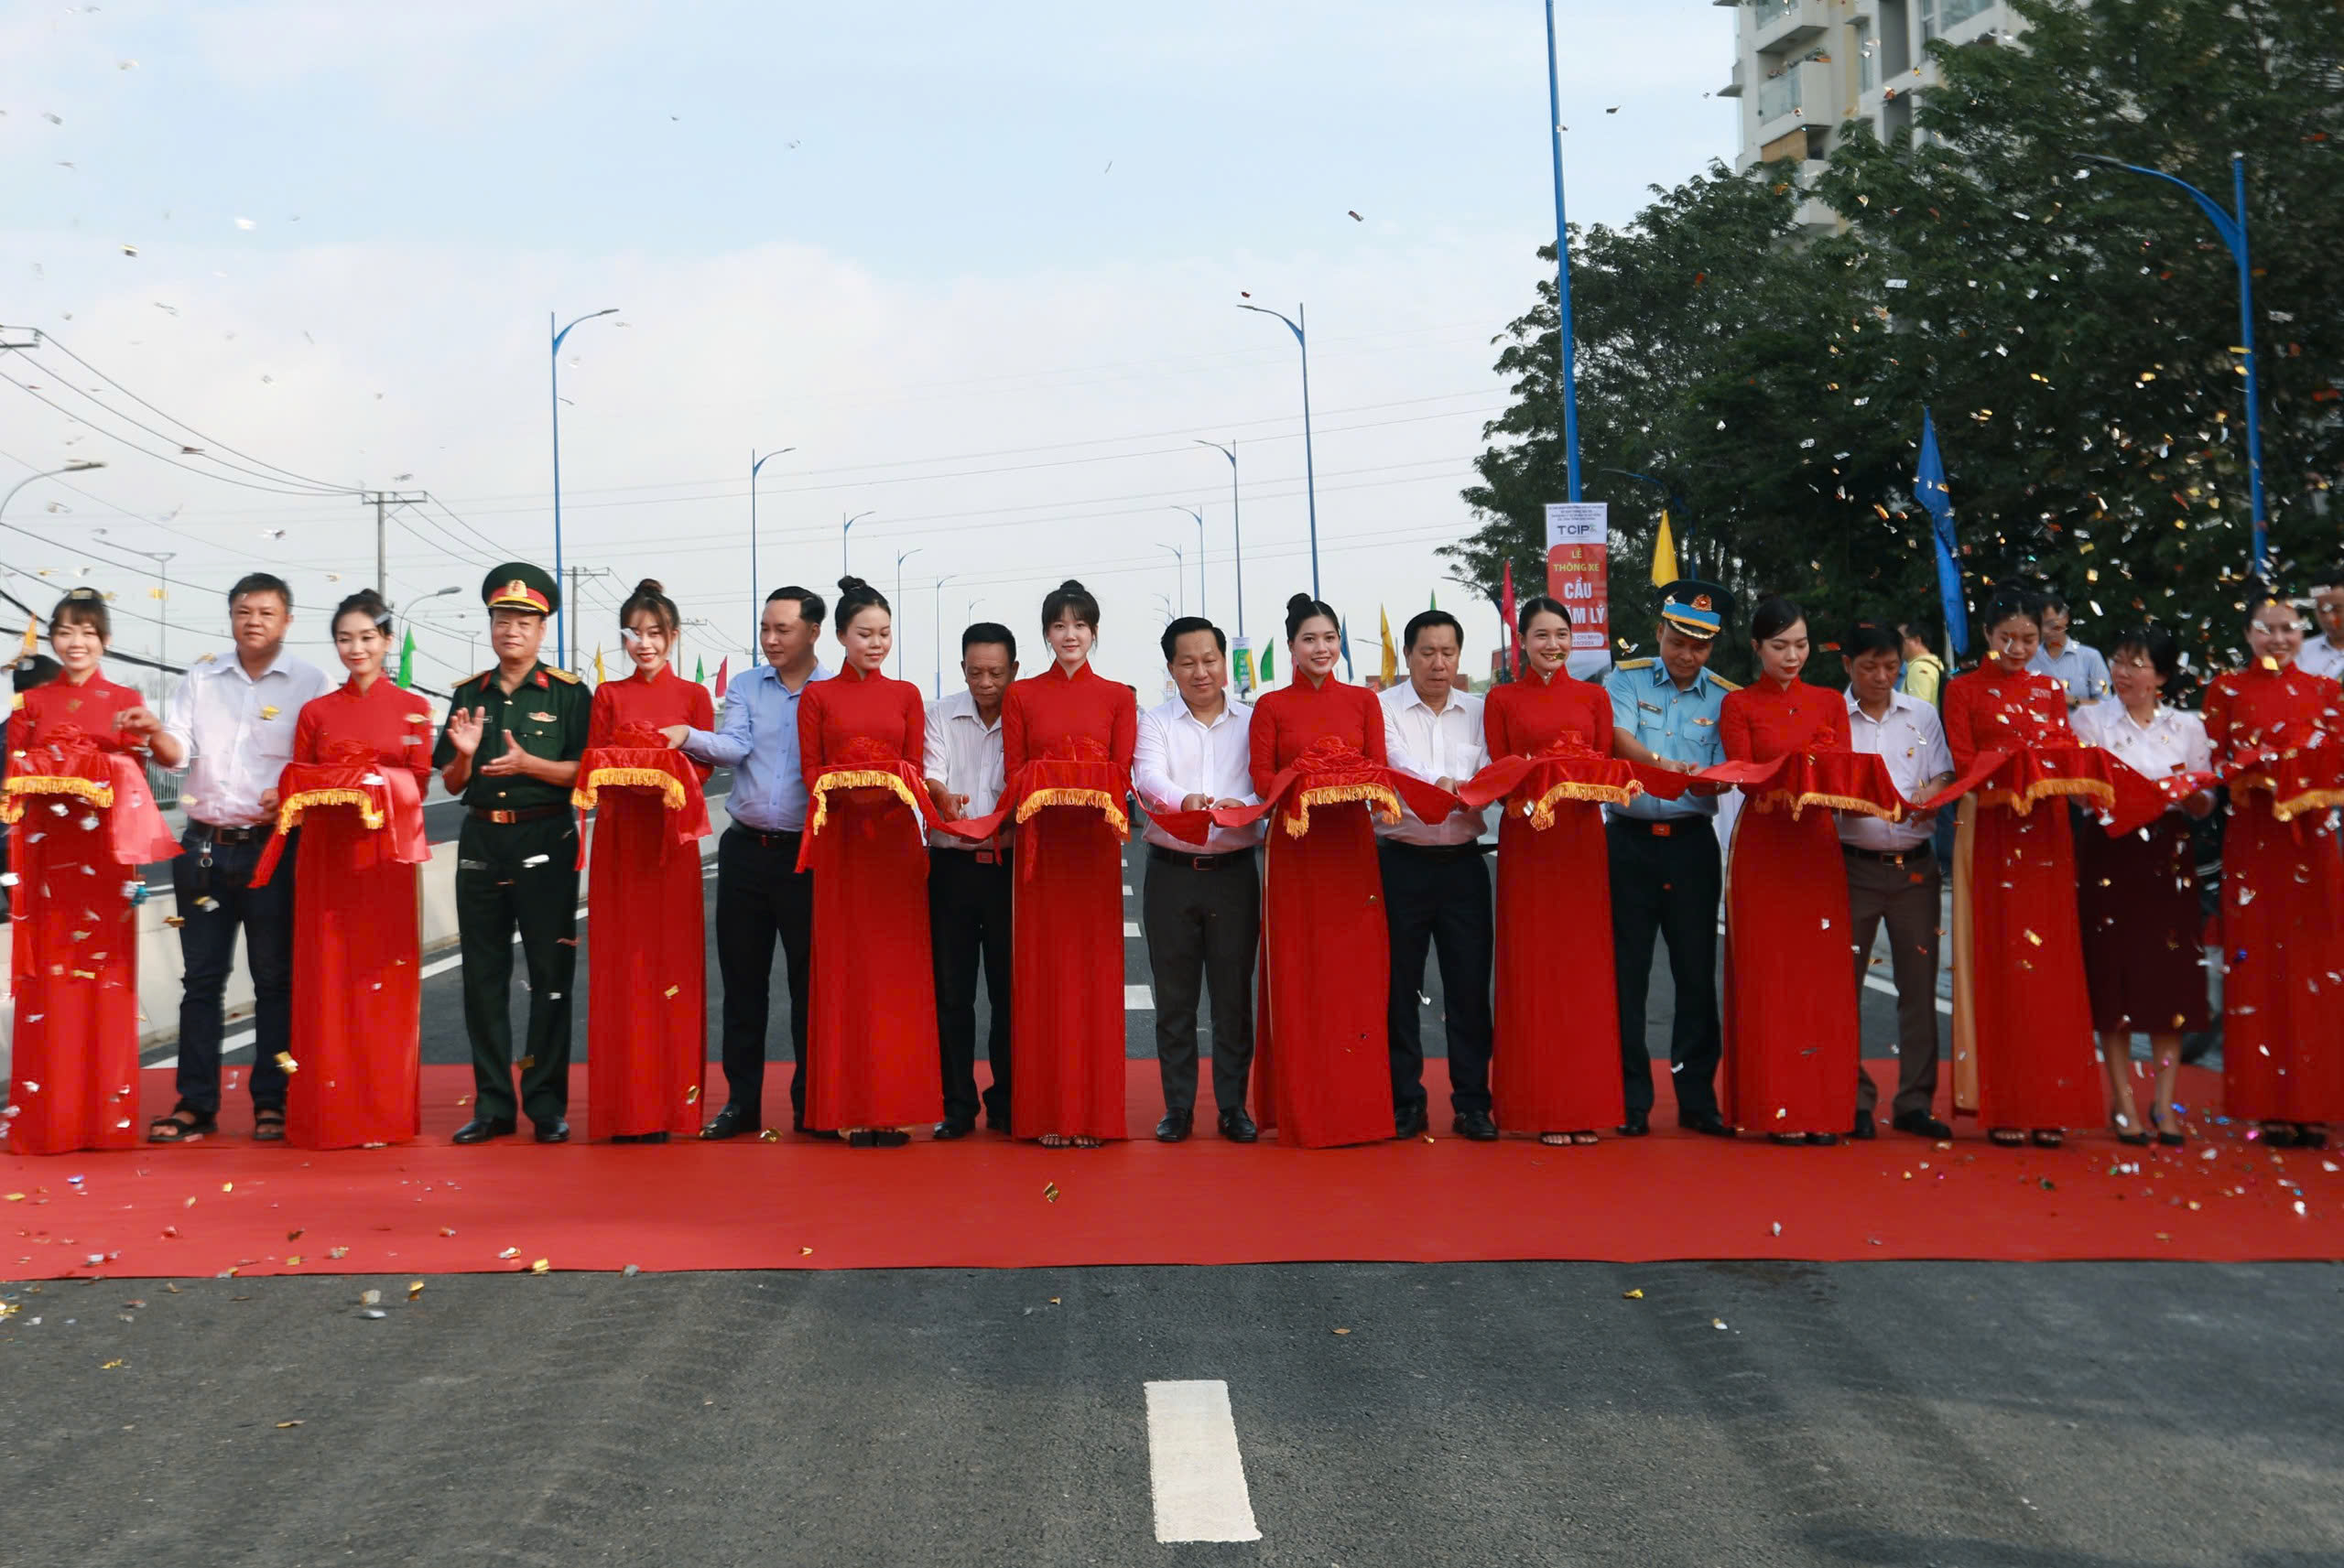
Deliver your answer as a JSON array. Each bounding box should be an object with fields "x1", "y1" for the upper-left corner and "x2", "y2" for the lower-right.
[{"x1": 5, "y1": 1261, "x2": 2339, "y2": 1565}]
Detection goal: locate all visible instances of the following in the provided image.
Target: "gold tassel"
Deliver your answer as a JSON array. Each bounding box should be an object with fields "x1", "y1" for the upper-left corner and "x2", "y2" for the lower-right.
[
  {"x1": 1285, "y1": 783, "x2": 1402, "y2": 837},
  {"x1": 1981, "y1": 776, "x2": 2113, "y2": 816},
  {"x1": 2269, "y1": 786, "x2": 2344, "y2": 824},
  {"x1": 807, "y1": 769, "x2": 919, "y2": 838},
  {"x1": 1014, "y1": 787, "x2": 1130, "y2": 838},
  {"x1": 275, "y1": 787, "x2": 385, "y2": 833},
  {"x1": 1524, "y1": 779, "x2": 1637, "y2": 831},
  {"x1": 0, "y1": 774, "x2": 116, "y2": 823},
  {"x1": 570, "y1": 767, "x2": 688, "y2": 813}
]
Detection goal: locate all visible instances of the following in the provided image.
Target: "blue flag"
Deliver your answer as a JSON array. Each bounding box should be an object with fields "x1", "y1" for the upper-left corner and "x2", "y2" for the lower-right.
[
  {"x1": 1915, "y1": 408, "x2": 1970, "y2": 657},
  {"x1": 1339, "y1": 618, "x2": 1354, "y2": 680}
]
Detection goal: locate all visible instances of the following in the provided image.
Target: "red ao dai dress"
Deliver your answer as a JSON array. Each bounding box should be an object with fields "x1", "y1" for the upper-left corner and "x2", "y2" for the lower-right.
[
  {"x1": 1942, "y1": 665, "x2": 2104, "y2": 1130},
  {"x1": 1479, "y1": 666, "x2": 1625, "y2": 1133},
  {"x1": 584, "y1": 667, "x2": 716, "y2": 1141},
  {"x1": 1718, "y1": 676, "x2": 1860, "y2": 1137},
  {"x1": 1001, "y1": 661, "x2": 1137, "y2": 1142}
]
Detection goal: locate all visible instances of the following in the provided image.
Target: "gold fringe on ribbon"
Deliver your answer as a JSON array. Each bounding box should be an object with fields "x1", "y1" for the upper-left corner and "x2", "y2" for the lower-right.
[
  {"x1": 2231, "y1": 772, "x2": 2344, "y2": 823},
  {"x1": 0, "y1": 773, "x2": 116, "y2": 822},
  {"x1": 807, "y1": 769, "x2": 919, "y2": 837},
  {"x1": 275, "y1": 787, "x2": 385, "y2": 833},
  {"x1": 1751, "y1": 789, "x2": 1904, "y2": 822},
  {"x1": 1980, "y1": 776, "x2": 2113, "y2": 816},
  {"x1": 1015, "y1": 787, "x2": 1131, "y2": 838},
  {"x1": 1523, "y1": 778, "x2": 1637, "y2": 831},
  {"x1": 571, "y1": 767, "x2": 688, "y2": 814},
  {"x1": 1284, "y1": 783, "x2": 1402, "y2": 838}
]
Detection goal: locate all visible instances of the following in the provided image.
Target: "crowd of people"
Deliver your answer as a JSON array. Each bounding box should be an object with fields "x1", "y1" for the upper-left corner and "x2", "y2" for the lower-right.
[{"x1": 4, "y1": 558, "x2": 2339, "y2": 1160}]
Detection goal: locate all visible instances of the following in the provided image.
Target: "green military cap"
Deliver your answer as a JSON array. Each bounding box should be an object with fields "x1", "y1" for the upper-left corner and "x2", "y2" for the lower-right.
[{"x1": 482, "y1": 562, "x2": 559, "y2": 617}]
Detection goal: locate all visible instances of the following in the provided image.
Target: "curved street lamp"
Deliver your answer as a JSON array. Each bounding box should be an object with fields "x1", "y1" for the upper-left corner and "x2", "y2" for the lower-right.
[
  {"x1": 749, "y1": 445, "x2": 796, "y2": 643},
  {"x1": 1236, "y1": 302, "x2": 1320, "y2": 599},
  {"x1": 1169, "y1": 505, "x2": 1205, "y2": 621},
  {"x1": 842, "y1": 509, "x2": 875, "y2": 577},
  {"x1": 550, "y1": 306, "x2": 620, "y2": 669},
  {"x1": 1194, "y1": 440, "x2": 1242, "y2": 639}
]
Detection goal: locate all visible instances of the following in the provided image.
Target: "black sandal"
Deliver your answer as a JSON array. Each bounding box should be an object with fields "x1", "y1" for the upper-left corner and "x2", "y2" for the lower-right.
[
  {"x1": 252, "y1": 1107, "x2": 287, "y2": 1142},
  {"x1": 2295, "y1": 1125, "x2": 2328, "y2": 1150},
  {"x1": 2258, "y1": 1122, "x2": 2299, "y2": 1149},
  {"x1": 147, "y1": 1105, "x2": 217, "y2": 1143},
  {"x1": 1988, "y1": 1127, "x2": 2026, "y2": 1148},
  {"x1": 2029, "y1": 1129, "x2": 2064, "y2": 1149}
]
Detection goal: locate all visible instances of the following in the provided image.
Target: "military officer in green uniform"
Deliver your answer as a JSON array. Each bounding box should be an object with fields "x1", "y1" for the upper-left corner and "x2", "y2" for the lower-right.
[{"x1": 436, "y1": 563, "x2": 591, "y2": 1144}]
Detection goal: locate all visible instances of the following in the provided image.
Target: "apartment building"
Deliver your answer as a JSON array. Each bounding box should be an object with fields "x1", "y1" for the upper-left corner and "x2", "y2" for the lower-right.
[{"x1": 1718, "y1": 0, "x2": 2025, "y2": 226}]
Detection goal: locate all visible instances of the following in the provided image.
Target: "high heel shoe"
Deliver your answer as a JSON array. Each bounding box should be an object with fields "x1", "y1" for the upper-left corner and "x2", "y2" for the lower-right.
[
  {"x1": 2150, "y1": 1101, "x2": 2185, "y2": 1148},
  {"x1": 2112, "y1": 1108, "x2": 2149, "y2": 1148}
]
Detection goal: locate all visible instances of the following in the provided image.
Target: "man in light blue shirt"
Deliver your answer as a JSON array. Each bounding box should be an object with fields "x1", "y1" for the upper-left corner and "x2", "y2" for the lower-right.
[
  {"x1": 2027, "y1": 590, "x2": 2111, "y2": 709},
  {"x1": 1600, "y1": 579, "x2": 1738, "y2": 1140},
  {"x1": 678, "y1": 586, "x2": 830, "y2": 1139}
]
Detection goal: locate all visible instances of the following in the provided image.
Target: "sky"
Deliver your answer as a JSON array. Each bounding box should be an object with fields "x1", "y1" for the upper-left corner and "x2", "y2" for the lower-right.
[{"x1": 0, "y1": 1, "x2": 1738, "y2": 698}]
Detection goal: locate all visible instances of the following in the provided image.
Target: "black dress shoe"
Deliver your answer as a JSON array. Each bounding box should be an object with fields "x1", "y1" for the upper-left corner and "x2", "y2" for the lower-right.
[
  {"x1": 1156, "y1": 1108, "x2": 1194, "y2": 1143},
  {"x1": 610, "y1": 1130, "x2": 669, "y2": 1145},
  {"x1": 451, "y1": 1117, "x2": 516, "y2": 1145},
  {"x1": 1617, "y1": 1109, "x2": 1651, "y2": 1138},
  {"x1": 1806, "y1": 1131, "x2": 1840, "y2": 1147},
  {"x1": 847, "y1": 1129, "x2": 911, "y2": 1148},
  {"x1": 1393, "y1": 1104, "x2": 1429, "y2": 1140},
  {"x1": 1453, "y1": 1108, "x2": 1499, "y2": 1141},
  {"x1": 1681, "y1": 1111, "x2": 1737, "y2": 1138},
  {"x1": 932, "y1": 1119, "x2": 977, "y2": 1141},
  {"x1": 1217, "y1": 1108, "x2": 1258, "y2": 1143},
  {"x1": 1892, "y1": 1110, "x2": 1954, "y2": 1141},
  {"x1": 1850, "y1": 1109, "x2": 1877, "y2": 1141},
  {"x1": 533, "y1": 1119, "x2": 571, "y2": 1144},
  {"x1": 699, "y1": 1105, "x2": 754, "y2": 1141}
]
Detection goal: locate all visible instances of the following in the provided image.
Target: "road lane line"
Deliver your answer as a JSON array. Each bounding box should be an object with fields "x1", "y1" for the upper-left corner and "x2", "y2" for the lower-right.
[
  {"x1": 1123, "y1": 984, "x2": 1154, "y2": 1011},
  {"x1": 1144, "y1": 1379, "x2": 1261, "y2": 1544},
  {"x1": 1123, "y1": 921, "x2": 1142, "y2": 937}
]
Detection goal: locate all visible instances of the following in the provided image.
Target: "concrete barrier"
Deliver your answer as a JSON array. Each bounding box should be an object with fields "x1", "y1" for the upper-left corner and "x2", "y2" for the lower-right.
[{"x1": 1, "y1": 801, "x2": 732, "y2": 1076}]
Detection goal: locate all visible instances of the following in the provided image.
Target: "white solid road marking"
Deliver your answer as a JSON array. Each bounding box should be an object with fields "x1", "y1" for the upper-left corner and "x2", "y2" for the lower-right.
[
  {"x1": 1144, "y1": 1379, "x2": 1262, "y2": 1544},
  {"x1": 1123, "y1": 921, "x2": 1142, "y2": 938},
  {"x1": 1124, "y1": 984, "x2": 1154, "y2": 1011}
]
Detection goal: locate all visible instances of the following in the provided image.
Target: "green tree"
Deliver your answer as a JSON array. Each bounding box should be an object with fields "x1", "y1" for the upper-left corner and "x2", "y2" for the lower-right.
[{"x1": 1449, "y1": 0, "x2": 2343, "y2": 681}]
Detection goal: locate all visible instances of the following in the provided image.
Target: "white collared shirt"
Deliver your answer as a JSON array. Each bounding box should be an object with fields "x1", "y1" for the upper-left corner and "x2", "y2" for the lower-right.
[
  {"x1": 1376, "y1": 681, "x2": 1490, "y2": 847},
  {"x1": 923, "y1": 687, "x2": 1008, "y2": 852},
  {"x1": 162, "y1": 647, "x2": 333, "y2": 827},
  {"x1": 2298, "y1": 637, "x2": 2344, "y2": 683},
  {"x1": 1134, "y1": 692, "x2": 1262, "y2": 854},
  {"x1": 1839, "y1": 690, "x2": 1954, "y2": 853},
  {"x1": 2072, "y1": 700, "x2": 2211, "y2": 786}
]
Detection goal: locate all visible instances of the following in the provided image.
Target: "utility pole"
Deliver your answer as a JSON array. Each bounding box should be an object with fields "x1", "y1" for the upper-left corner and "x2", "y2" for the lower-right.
[
  {"x1": 567, "y1": 565, "x2": 617, "y2": 671},
  {"x1": 360, "y1": 491, "x2": 428, "y2": 603}
]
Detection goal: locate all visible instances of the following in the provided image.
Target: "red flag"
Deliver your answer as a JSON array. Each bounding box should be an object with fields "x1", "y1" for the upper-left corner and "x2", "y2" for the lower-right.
[
  {"x1": 713, "y1": 656, "x2": 730, "y2": 698},
  {"x1": 1500, "y1": 560, "x2": 1520, "y2": 680}
]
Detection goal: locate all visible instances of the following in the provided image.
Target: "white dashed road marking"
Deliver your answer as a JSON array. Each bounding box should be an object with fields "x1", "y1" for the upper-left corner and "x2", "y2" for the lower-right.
[
  {"x1": 1123, "y1": 984, "x2": 1154, "y2": 1011},
  {"x1": 1144, "y1": 1379, "x2": 1261, "y2": 1544}
]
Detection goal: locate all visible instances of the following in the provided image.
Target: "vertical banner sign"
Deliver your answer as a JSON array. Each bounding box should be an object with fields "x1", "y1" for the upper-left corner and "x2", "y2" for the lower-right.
[
  {"x1": 1545, "y1": 502, "x2": 1611, "y2": 678},
  {"x1": 1232, "y1": 638, "x2": 1255, "y2": 695}
]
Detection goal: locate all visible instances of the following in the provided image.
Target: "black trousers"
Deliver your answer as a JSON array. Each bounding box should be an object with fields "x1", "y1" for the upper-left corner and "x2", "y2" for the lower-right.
[
  {"x1": 1379, "y1": 841, "x2": 1494, "y2": 1117},
  {"x1": 714, "y1": 825, "x2": 815, "y2": 1126},
  {"x1": 928, "y1": 846, "x2": 1014, "y2": 1130},
  {"x1": 1607, "y1": 816, "x2": 1723, "y2": 1121},
  {"x1": 170, "y1": 826, "x2": 296, "y2": 1117},
  {"x1": 1142, "y1": 849, "x2": 1260, "y2": 1116},
  {"x1": 454, "y1": 814, "x2": 579, "y2": 1126}
]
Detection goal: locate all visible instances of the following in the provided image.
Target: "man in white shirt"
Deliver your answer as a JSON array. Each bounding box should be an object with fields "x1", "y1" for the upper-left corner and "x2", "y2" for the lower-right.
[
  {"x1": 1377, "y1": 610, "x2": 1496, "y2": 1141},
  {"x1": 2299, "y1": 570, "x2": 2344, "y2": 684},
  {"x1": 924, "y1": 622, "x2": 1018, "y2": 1138},
  {"x1": 1839, "y1": 621, "x2": 1957, "y2": 1141},
  {"x1": 2028, "y1": 591, "x2": 2111, "y2": 709},
  {"x1": 1133, "y1": 617, "x2": 1263, "y2": 1143},
  {"x1": 146, "y1": 573, "x2": 331, "y2": 1143}
]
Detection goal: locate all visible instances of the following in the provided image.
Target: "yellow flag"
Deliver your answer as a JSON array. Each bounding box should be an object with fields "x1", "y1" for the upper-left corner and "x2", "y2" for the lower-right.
[
  {"x1": 593, "y1": 644, "x2": 607, "y2": 684},
  {"x1": 1379, "y1": 605, "x2": 1398, "y2": 687},
  {"x1": 1651, "y1": 510, "x2": 1680, "y2": 587},
  {"x1": 19, "y1": 615, "x2": 37, "y2": 654}
]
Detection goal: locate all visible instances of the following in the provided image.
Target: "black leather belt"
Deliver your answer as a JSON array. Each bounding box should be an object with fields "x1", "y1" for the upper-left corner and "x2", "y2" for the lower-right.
[
  {"x1": 1609, "y1": 815, "x2": 1711, "y2": 839},
  {"x1": 469, "y1": 805, "x2": 567, "y2": 825},
  {"x1": 933, "y1": 843, "x2": 1011, "y2": 866},
  {"x1": 190, "y1": 821, "x2": 271, "y2": 846},
  {"x1": 1379, "y1": 839, "x2": 1489, "y2": 860},
  {"x1": 1147, "y1": 843, "x2": 1250, "y2": 871},
  {"x1": 1842, "y1": 843, "x2": 1935, "y2": 866},
  {"x1": 728, "y1": 824, "x2": 803, "y2": 849}
]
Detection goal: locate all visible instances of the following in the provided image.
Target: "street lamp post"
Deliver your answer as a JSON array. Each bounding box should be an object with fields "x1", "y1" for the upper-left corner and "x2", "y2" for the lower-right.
[
  {"x1": 1236, "y1": 303, "x2": 1321, "y2": 598},
  {"x1": 2075, "y1": 150, "x2": 2268, "y2": 576},
  {"x1": 932, "y1": 573, "x2": 959, "y2": 697},
  {"x1": 842, "y1": 509, "x2": 874, "y2": 578},
  {"x1": 1544, "y1": 0, "x2": 1585, "y2": 503},
  {"x1": 1169, "y1": 506, "x2": 1205, "y2": 621},
  {"x1": 1194, "y1": 440, "x2": 1242, "y2": 639},
  {"x1": 749, "y1": 446, "x2": 795, "y2": 643},
  {"x1": 895, "y1": 547, "x2": 923, "y2": 678},
  {"x1": 550, "y1": 306, "x2": 620, "y2": 671},
  {"x1": 1158, "y1": 543, "x2": 1185, "y2": 618}
]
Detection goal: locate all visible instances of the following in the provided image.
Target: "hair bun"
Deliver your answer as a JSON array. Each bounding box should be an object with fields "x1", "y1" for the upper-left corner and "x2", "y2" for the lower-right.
[
  {"x1": 837, "y1": 575, "x2": 868, "y2": 594},
  {"x1": 635, "y1": 577, "x2": 665, "y2": 597},
  {"x1": 1057, "y1": 579, "x2": 1089, "y2": 596},
  {"x1": 1285, "y1": 592, "x2": 1317, "y2": 615}
]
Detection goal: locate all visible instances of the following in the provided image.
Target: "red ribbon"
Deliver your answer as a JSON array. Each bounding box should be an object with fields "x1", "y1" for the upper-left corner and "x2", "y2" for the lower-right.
[{"x1": 249, "y1": 760, "x2": 429, "y2": 885}]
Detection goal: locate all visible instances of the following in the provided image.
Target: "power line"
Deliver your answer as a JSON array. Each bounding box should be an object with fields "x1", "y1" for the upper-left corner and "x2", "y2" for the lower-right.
[{"x1": 0, "y1": 362, "x2": 362, "y2": 498}]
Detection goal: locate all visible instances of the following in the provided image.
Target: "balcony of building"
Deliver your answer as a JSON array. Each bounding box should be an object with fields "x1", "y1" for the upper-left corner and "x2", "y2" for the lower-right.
[
  {"x1": 1720, "y1": 56, "x2": 1744, "y2": 99},
  {"x1": 1753, "y1": 56, "x2": 1836, "y2": 146},
  {"x1": 1750, "y1": 0, "x2": 1833, "y2": 53}
]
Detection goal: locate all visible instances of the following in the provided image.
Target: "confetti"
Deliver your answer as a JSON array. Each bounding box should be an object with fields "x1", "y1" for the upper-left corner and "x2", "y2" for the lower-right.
[
  {"x1": 1332, "y1": 1326, "x2": 1351, "y2": 1335},
  {"x1": 529, "y1": 1259, "x2": 549, "y2": 1274},
  {"x1": 1042, "y1": 1182, "x2": 1059, "y2": 1204},
  {"x1": 275, "y1": 1421, "x2": 302, "y2": 1429},
  {"x1": 1711, "y1": 1318, "x2": 1729, "y2": 1331},
  {"x1": 1621, "y1": 1288, "x2": 1644, "y2": 1300}
]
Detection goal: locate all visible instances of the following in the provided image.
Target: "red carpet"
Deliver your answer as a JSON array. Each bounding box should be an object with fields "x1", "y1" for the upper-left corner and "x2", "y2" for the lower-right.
[{"x1": 4, "y1": 1063, "x2": 2338, "y2": 1280}]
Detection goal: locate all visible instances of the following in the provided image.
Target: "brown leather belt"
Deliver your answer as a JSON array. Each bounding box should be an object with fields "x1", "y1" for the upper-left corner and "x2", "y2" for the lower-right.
[
  {"x1": 190, "y1": 821, "x2": 271, "y2": 846},
  {"x1": 469, "y1": 805, "x2": 567, "y2": 825}
]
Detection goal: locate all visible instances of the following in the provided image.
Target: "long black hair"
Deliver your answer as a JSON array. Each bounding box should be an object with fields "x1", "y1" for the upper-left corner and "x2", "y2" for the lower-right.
[
  {"x1": 332, "y1": 588, "x2": 394, "y2": 638},
  {"x1": 1042, "y1": 579, "x2": 1100, "y2": 632},
  {"x1": 1749, "y1": 595, "x2": 1806, "y2": 643},
  {"x1": 834, "y1": 575, "x2": 889, "y2": 628},
  {"x1": 1284, "y1": 592, "x2": 1338, "y2": 642}
]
